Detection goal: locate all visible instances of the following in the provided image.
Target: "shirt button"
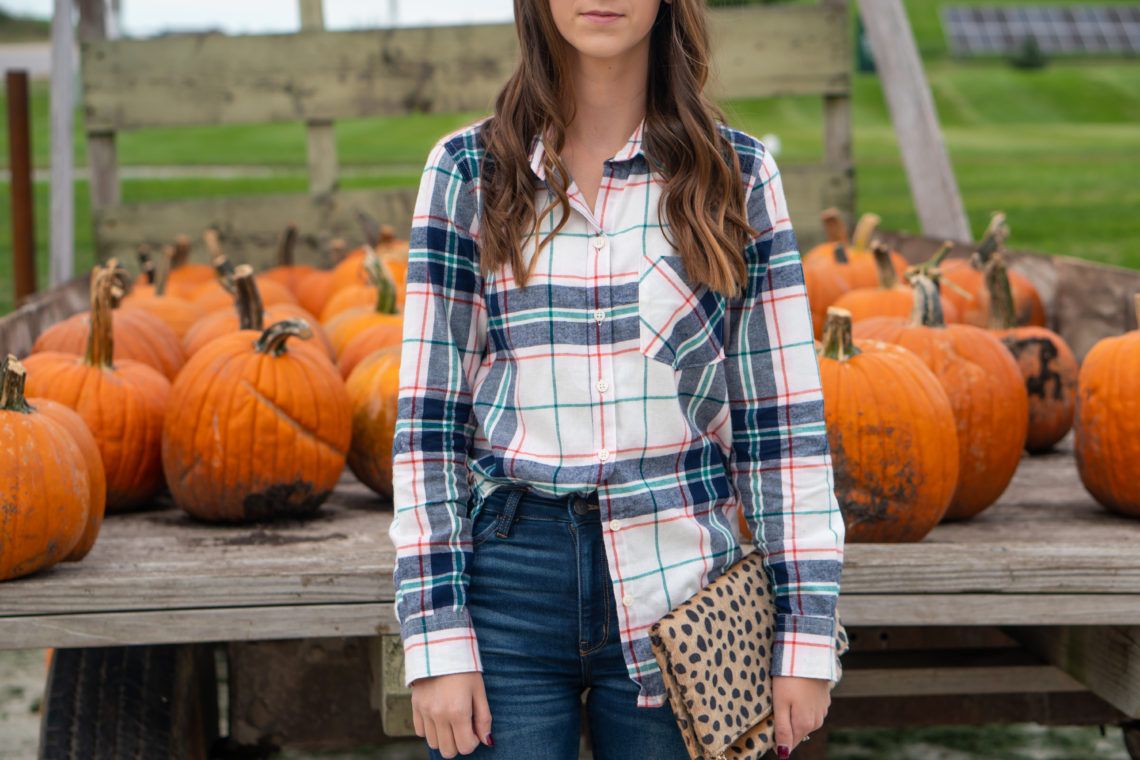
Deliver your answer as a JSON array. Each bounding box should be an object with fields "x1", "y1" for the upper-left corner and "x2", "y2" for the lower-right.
[
  {"x1": 596, "y1": 380, "x2": 610, "y2": 393},
  {"x1": 598, "y1": 448, "x2": 610, "y2": 462},
  {"x1": 609, "y1": 519, "x2": 621, "y2": 532},
  {"x1": 593, "y1": 309, "x2": 606, "y2": 322},
  {"x1": 622, "y1": 594, "x2": 634, "y2": 607},
  {"x1": 592, "y1": 233, "x2": 608, "y2": 250}
]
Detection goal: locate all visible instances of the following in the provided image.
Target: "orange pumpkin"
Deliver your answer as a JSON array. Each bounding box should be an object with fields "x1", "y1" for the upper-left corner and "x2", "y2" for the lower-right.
[
  {"x1": 984, "y1": 253, "x2": 1078, "y2": 453},
  {"x1": 24, "y1": 268, "x2": 171, "y2": 512},
  {"x1": 162, "y1": 319, "x2": 351, "y2": 522},
  {"x1": 327, "y1": 225, "x2": 409, "y2": 301},
  {"x1": 832, "y1": 242, "x2": 960, "y2": 325},
  {"x1": 192, "y1": 275, "x2": 297, "y2": 313},
  {"x1": 0, "y1": 356, "x2": 91, "y2": 580},
  {"x1": 164, "y1": 235, "x2": 217, "y2": 299},
  {"x1": 262, "y1": 223, "x2": 321, "y2": 296},
  {"x1": 1073, "y1": 294, "x2": 1140, "y2": 517},
  {"x1": 802, "y1": 210, "x2": 907, "y2": 290},
  {"x1": 338, "y1": 323, "x2": 405, "y2": 380},
  {"x1": 816, "y1": 309, "x2": 958, "y2": 542},
  {"x1": 120, "y1": 244, "x2": 207, "y2": 339},
  {"x1": 182, "y1": 266, "x2": 335, "y2": 360},
  {"x1": 854, "y1": 274, "x2": 1028, "y2": 521},
  {"x1": 345, "y1": 345, "x2": 402, "y2": 497},
  {"x1": 324, "y1": 253, "x2": 403, "y2": 356},
  {"x1": 802, "y1": 261, "x2": 850, "y2": 340},
  {"x1": 296, "y1": 269, "x2": 336, "y2": 318}
]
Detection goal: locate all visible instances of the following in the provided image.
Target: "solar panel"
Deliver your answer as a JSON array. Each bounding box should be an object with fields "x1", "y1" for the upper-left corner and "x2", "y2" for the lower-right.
[{"x1": 942, "y1": 5, "x2": 1140, "y2": 57}]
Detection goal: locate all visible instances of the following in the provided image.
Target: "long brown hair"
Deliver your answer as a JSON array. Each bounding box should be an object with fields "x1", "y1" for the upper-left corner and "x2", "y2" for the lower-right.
[{"x1": 480, "y1": 0, "x2": 755, "y2": 298}]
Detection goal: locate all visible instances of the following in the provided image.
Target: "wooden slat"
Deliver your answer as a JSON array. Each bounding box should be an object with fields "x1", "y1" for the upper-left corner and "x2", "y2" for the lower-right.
[
  {"x1": 81, "y1": 6, "x2": 848, "y2": 132},
  {"x1": 0, "y1": 274, "x2": 90, "y2": 357},
  {"x1": 827, "y1": 691, "x2": 1129, "y2": 728},
  {"x1": 1006, "y1": 626, "x2": 1140, "y2": 718},
  {"x1": 299, "y1": 0, "x2": 339, "y2": 196},
  {"x1": 833, "y1": 665, "x2": 1084, "y2": 698},
  {"x1": 838, "y1": 595, "x2": 1140, "y2": 626},
  {"x1": 92, "y1": 165, "x2": 851, "y2": 266}
]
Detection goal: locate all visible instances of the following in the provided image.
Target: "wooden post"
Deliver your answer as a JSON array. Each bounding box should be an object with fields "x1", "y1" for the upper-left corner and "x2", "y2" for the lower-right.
[
  {"x1": 821, "y1": 0, "x2": 854, "y2": 225},
  {"x1": 77, "y1": 0, "x2": 121, "y2": 226},
  {"x1": 49, "y1": 0, "x2": 75, "y2": 285},
  {"x1": 7, "y1": 70, "x2": 36, "y2": 304},
  {"x1": 855, "y1": 0, "x2": 972, "y2": 243},
  {"x1": 299, "y1": 0, "x2": 338, "y2": 197}
]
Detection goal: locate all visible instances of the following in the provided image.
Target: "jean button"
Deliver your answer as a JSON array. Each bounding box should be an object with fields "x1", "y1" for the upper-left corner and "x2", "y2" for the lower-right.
[{"x1": 572, "y1": 497, "x2": 589, "y2": 515}]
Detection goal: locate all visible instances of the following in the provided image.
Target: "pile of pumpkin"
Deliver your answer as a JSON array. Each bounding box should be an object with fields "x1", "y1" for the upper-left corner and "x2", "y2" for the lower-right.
[
  {"x1": 808, "y1": 210, "x2": 1140, "y2": 542},
  {"x1": 1, "y1": 222, "x2": 409, "y2": 581}
]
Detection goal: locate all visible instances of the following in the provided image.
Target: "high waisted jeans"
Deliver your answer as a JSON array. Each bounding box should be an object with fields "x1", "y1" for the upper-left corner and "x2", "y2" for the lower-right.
[{"x1": 426, "y1": 486, "x2": 690, "y2": 760}]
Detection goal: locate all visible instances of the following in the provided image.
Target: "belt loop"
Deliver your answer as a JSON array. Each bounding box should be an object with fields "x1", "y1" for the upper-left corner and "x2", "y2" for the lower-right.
[{"x1": 496, "y1": 487, "x2": 526, "y2": 539}]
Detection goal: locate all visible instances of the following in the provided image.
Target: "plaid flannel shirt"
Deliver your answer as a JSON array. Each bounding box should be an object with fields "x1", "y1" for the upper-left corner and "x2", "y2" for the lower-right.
[{"x1": 390, "y1": 118, "x2": 845, "y2": 707}]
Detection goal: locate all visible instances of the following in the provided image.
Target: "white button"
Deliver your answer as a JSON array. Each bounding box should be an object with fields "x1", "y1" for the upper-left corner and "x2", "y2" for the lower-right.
[
  {"x1": 598, "y1": 448, "x2": 610, "y2": 462},
  {"x1": 592, "y1": 234, "x2": 608, "y2": 250},
  {"x1": 610, "y1": 519, "x2": 621, "y2": 532},
  {"x1": 596, "y1": 380, "x2": 610, "y2": 393},
  {"x1": 593, "y1": 309, "x2": 606, "y2": 322},
  {"x1": 622, "y1": 594, "x2": 634, "y2": 607}
]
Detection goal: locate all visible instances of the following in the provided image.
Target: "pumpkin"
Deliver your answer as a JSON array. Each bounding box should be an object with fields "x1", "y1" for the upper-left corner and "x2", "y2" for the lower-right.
[
  {"x1": 296, "y1": 269, "x2": 336, "y2": 318},
  {"x1": 338, "y1": 322, "x2": 405, "y2": 380},
  {"x1": 24, "y1": 268, "x2": 171, "y2": 512},
  {"x1": 984, "y1": 253, "x2": 1078, "y2": 453},
  {"x1": 802, "y1": 261, "x2": 849, "y2": 341},
  {"x1": 832, "y1": 242, "x2": 960, "y2": 325},
  {"x1": 261, "y1": 222, "x2": 321, "y2": 296},
  {"x1": 164, "y1": 235, "x2": 217, "y2": 299},
  {"x1": 162, "y1": 319, "x2": 351, "y2": 522},
  {"x1": 802, "y1": 210, "x2": 907, "y2": 289},
  {"x1": 345, "y1": 344, "x2": 401, "y2": 497},
  {"x1": 816, "y1": 309, "x2": 958, "y2": 542},
  {"x1": 1073, "y1": 294, "x2": 1140, "y2": 517},
  {"x1": 854, "y1": 274, "x2": 1028, "y2": 521},
  {"x1": 0, "y1": 356, "x2": 91, "y2": 580},
  {"x1": 327, "y1": 225, "x2": 409, "y2": 301},
  {"x1": 192, "y1": 230, "x2": 299, "y2": 312},
  {"x1": 119, "y1": 245, "x2": 207, "y2": 339},
  {"x1": 182, "y1": 266, "x2": 335, "y2": 360},
  {"x1": 940, "y1": 213, "x2": 1047, "y2": 328},
  {"x1": 323, "y1": 253, "x2": 404, "y2": 356}
]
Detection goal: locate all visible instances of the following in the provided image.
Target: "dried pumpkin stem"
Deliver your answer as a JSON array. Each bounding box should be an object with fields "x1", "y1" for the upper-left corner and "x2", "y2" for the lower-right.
[
  {"x1": 254, "y1": 318, "x2": 314, "y2": 357},
  {"x1": 819, "y1": 308, "x2": 861, "y2": 362},
  {"x1": 85, "y1": 268, "x2": 116, "y2": 369},
  {"x1": 832, "y1": 242, "x2": 849, "y2": 265},
  {"x1": 378, "y1": 224, "x2": 395, "y2": 248},
  {"x1": 172, "y1": 235, "x2": 192, "y2": 270},
  {"x1": 364, "y1": 251, "x2": 398, "y2": 315},
  {"x1": 356, "y1": 210, "x2": 381, "y2": 250},
  {"x1": 852, "y1": 213, "x2": 881, "y2": 252},
  {"x1": 0, "y1": 355, "x2": 32, "y2": 413},
  {"x1": 156, "y1": 245, "x2": 176, "y2": 297},
  {"x1": 277, "y1": 223, "x2": 298, "y2": 268},
  {"x1": 820, "y1": 208, "x2": 848, "y2": 244},
  {"x1": 974, "y1": 212, "x2": 1008, "y2": 268},
  {"x1": 213, "y1": 254, "x2": 236, "y2": 296},
  {"x1": 984, "y1": 253, "x2": 1017, "y2": 331},
  {"x1": 233, "y1": 265, "x2": 266, "y2": 331},
  {"x1": 137, "y1": 246, "x2": 155, "y2": 285},
  {"x1": 908, "y1": 273, "x2": 946, "y2": 329},
  {"x1": 871, "y1": 242, "x2": 898, "y2": 290}
]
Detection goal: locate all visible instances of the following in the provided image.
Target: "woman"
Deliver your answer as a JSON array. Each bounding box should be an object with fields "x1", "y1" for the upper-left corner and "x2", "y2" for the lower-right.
[{"x1": 389, "y1": 1, "x2": 846, "y2": 758}]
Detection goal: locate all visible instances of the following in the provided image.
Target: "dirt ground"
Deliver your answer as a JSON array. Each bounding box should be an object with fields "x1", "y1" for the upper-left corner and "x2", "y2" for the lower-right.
[{"x1": 1, "y1": 649, "x2": 1131, "y2": 760}]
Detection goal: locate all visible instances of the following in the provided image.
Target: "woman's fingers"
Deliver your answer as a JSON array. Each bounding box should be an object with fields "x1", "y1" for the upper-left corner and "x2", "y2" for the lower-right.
[
  {"x1": 471, "y1": 676, "x2": 493, "y2": 747},
  {"x1": 772, "y1": 698, "x2": 794, "y2": 757}
]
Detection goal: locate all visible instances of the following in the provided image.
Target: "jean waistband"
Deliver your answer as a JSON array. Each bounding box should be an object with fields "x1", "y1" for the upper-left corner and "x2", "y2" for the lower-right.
[{"x1": 484, "y1": 485, "x2": 600, "y2": 516}]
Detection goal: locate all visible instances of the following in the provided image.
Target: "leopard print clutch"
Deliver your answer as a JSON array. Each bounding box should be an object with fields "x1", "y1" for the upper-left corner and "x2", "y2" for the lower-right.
[{"x1": 648, "y1": 553, "x2": 848, "y2": 760}]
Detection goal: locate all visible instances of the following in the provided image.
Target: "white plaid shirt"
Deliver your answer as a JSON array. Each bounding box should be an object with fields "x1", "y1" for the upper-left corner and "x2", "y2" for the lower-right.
[{"x1": 390, "y1": 118, "x2": 845, "y2": 706}]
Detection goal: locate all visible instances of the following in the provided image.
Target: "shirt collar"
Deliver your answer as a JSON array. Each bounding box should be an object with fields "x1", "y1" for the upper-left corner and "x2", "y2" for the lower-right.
[{"x1": 528, "y1": 119, "x2": 646, "y2": 181}]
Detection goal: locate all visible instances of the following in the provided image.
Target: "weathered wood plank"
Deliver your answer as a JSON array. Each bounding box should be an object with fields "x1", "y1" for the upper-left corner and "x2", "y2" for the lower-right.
[
  {"x1": 838, "y1": 596, "x2": 1140, "y2": 626},
  {"x1": 0, "y1": 274, "x2": 90, "y2": 357},
  {"x1": 1006, "y1": 626, "x2": 1140, "y2": 718},
  {"x1": 827, "y1": 691, "x2": 1128, "y2": 728},
  {"x1": 299, "y1": 0, "x2": 339, "y2": 197},
  {"x1": 92, "y1": 165, "x2": 851, "y2": 267},
  {"x1": 81, "y1": 6, "x2": 848, "y2": 132},
  {"x1": 833, "y1": 664, "x2": 1084, "y2": 697}
]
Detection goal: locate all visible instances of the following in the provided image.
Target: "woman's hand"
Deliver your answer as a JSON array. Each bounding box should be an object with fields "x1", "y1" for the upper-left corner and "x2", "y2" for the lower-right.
[
  {"x1": 410, "y1": 672, "x2": 493, "y2": 758},
  {"x1": 771, "y1": 675, "x2": 831, "y2": 757}
]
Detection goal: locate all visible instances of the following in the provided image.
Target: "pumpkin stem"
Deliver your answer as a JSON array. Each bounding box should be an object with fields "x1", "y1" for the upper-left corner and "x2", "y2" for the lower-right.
[
  {"x1": 85, "y1": 267, "x2": 116, "y2": 369},
  {"x1": 356, "y1": 210, "x2": 382, "y2": 250},
  {"x1": 820, "y1": 208, "x2": 848, "y2": 244},
  {"x1": 852, "y1": 213, "x2": 881, "y2": 252},
  {"x1": 378, "y1": 224, "x2": 395, "y2": 248},
  {"x1": 172, "y1": 235, "x2": 192, "y2": 270},
  {"x1": 364, "y1": 251, "x2": 399, "y2": 315},
  {"x1": 832, "y1": 242, "x2": 849, "y2": 265},
  {"x1": 0, "y1": 355, "x2": 33, "y2": 413},
  {"x1": 974, "y1": 212, "x2": 1008, "y2": 268},
  {"x1": 104, "y1": 258, "x2": 131, "y2": 306},
  {"x1": 233, "y1": 265, "x2": 266, "y2": 331},
  {"x1": 907, "y1": 273, "x2": 947, "y2": 329},
  {"x1": 277, "y1": 222, "x2": 298, "y2": 268},
  {"x1": 871, "y1": 241, "x2": 898, "y2": 290},
  {"x1": 213, "y1": 254, "x2": 237, "y2": 296},
  {"x1": 819, "y1": 308, "x2": 862, "y2": 362},
  {"x1": 984, "y1": 253, "x2": 1018, "y2": 330},
  {"x1": 156, "y1": 245, "x2": 176, "y2": 297},
  {"x1": 138, "y1": 246, "x2": 155, "y2": 285},
  {"x1": 327, "y1": 238, "x2": 348, "y2": 266},
  {"x1": 254, "y1": 318, "x2": 314, "y2": 357}
]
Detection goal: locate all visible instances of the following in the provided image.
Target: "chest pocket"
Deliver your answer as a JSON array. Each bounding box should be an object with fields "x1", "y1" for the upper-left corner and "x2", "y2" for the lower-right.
[{"x1": 638, "y1": 254, "x2": 727, "y2": 369}]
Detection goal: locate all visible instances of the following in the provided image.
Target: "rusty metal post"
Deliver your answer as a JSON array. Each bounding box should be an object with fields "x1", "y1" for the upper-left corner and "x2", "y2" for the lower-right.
[{"x1": 6, "y1": 69, "x2": 36, "y2": 304}]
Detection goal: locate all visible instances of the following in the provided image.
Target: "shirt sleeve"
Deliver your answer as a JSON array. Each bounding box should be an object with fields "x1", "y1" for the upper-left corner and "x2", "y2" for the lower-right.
[
  {"x1": 724, "y1": 145, "x2": 846, "y2": 682},
  {"x1": 389, "y1": 138, "x2": 488, "y2": 686}
]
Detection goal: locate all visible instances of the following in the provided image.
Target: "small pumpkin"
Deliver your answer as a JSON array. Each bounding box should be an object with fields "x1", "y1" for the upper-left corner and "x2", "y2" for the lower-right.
[
  {"x1": 1073, "y1": 294, "x2": 1140, "y2": 517},
  {"x1": 338, "y1": 322, "x2": 405, "y2": 380},
  {"x1": 832, "y1": 242, "x2": 960, "y2": 325},
  {"x1": 0, "y1": 356, "x2": 91, "y2": 580},
  {"x1": 324, "y1": 253, "x2": 404, "y2": 357},
  {"x1": 163, "y1": 235, "x2": 217, "y2": 299},
  {"x1": 802, "y1": 261, "x2": 850, "y2": 341},
  {"x1": 854, "y1": 273, "x2": 1028, "y2": 521},
  {"x1": 119, "y1": 245, "x2": 207, "y2": 339},
  {"x1": 261, "y1": 223, "x2": 321, "y2": 296},
  {"x1": 24, "y1": 268, "x2": 171, "y2": 512},
  {"x1": 816, "y1": 309, "x2": 958, "y2": 542},
  {"x1": 162, "y1": 319, "x2": 351, "y2": 522},
  {"x1": 345, "y1": 344, "x2": 402, "y2": 497},
  {"x1": 327, "y1": 224, "x2": 409, "y2": 302},
  {"x1": 802, "y1": 209, "x2": 907, "y2": 290}
]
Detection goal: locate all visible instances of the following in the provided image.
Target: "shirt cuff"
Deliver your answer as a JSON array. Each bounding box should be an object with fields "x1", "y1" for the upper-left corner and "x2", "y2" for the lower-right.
[
  {"x1": 771, "y1": 613, "x2": 840, "y2": 683},
  {"x1": 400, "y1": 619, "x2": 483, "y2": 687}
]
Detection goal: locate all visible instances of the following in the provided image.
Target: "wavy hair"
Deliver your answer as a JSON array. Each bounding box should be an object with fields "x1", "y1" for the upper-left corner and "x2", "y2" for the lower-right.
[{"x1": 479, "y1": 0, "x2": 755, "y2": 298}]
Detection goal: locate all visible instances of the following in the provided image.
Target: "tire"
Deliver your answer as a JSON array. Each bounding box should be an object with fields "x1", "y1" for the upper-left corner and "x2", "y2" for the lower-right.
[{"x1": 38, "y1": 644, "x2": 218, "y2": 760}]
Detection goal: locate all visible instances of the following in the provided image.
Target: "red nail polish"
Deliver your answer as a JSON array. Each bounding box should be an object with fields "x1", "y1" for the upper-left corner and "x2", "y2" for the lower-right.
[
  {"x1": 485, "y1": 733, "x2": 495, "y2": 747},
  {"x1": 777, "y1": 745, "x2": 790, "y2": 759}
]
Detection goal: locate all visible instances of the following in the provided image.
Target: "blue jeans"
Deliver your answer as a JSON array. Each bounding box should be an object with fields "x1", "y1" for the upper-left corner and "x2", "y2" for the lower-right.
[{"x1": 426, "y1": 486, "x2": 690, "y2": 760}]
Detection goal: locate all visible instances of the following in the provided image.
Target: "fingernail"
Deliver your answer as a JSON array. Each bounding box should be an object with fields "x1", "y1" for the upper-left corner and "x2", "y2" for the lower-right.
[
  {"x1": 777, "y1": 746, "x2": 790, "y2": 759},
  {"x1": 484, "y1": 733, "x2": 494, "y2": 747}
]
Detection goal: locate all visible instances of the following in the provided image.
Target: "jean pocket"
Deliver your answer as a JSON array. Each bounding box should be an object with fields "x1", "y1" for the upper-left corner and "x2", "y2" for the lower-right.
[
  {"x1": 471, "y1": 506, "x2": 502, "y2": 547},
  {"x1": 638, "y1": 253, "x2": 727, "y2": 369}
]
